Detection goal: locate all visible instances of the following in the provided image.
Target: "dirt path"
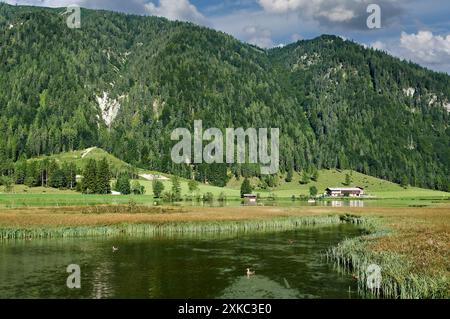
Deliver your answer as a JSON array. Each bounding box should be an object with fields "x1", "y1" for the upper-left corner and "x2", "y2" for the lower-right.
[{"x1": 81, "y1": 147, "x2": 96, "y2": 158}]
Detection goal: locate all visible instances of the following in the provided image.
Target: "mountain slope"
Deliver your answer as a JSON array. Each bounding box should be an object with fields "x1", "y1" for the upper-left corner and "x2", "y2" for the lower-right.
[{"x1": 0, "y1": 4, "x2": 449, "y2": 191}]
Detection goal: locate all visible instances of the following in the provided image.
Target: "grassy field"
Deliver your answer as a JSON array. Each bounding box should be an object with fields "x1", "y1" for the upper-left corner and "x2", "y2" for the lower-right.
[
  {"x1": 14, "y1": 147, "x2": 448, "y2": 200},
  {"x1": 2, "y1": 148, "x2": 447, "y2": 207},
  {"x1": 32, "y1": 147, "x2": 133, "y2": 172},
  {"x1": 1, "y1": 168, "x2": 447, "y2": 207},
  {"x1": 138, "y1": 179, "x2": 240, "y2": 198},
  {"x1": 228, "y1": 169, "x2": 450, "y2": 199}
]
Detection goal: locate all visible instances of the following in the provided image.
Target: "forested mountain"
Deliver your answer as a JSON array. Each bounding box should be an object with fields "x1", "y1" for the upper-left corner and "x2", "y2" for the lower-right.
[{"x1": 0, "y1": 3, "x2": 449, "y2": 191}]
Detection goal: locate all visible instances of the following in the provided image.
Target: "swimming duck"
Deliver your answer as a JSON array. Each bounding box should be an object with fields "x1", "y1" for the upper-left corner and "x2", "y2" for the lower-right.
[
  {"x1": 246, "y1": 268, "x2": 255, "y2": 276},
  {"x1": 112, "y1": 246, "x2": 119, "y2": 252}
]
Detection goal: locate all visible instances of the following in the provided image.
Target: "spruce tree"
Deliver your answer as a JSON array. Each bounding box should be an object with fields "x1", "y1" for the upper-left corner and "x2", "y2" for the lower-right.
[
  {"x1": 285, "y1": 164, "x2": 293, "y2": 182},
  {"x1": 240, "y1": 178, "x2": 253, "y2": 197},
  {"x1": 311, "y1": 168, "x2": 319, "y2": 181},
  {"x1": 82, "y1": 159, "x2": 98, "y2": 194},
  {"x1": 115, "y1": 173, "x2": 131, "y2": 195},
  {"x1": 97, "y1": 158, "x2": 111, "y2": 194},
  {"x1": 188, "y1": 179, "x2": 199, "y2": 194},
  {"x1": 171, "y1": 175, "x2": 181, "y2": 201},
  {"x1": 152, "y1": 180, "x2": 164, "y2": 198},
  {"x1": 344, "y1": 173, "x2": 352, "y2": 186}
]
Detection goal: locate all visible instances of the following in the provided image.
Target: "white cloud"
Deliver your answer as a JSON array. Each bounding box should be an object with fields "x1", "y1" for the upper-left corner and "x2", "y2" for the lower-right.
[
  {"x1": 317, "y1": 7, "x2": 355, "y2": 22},
  {"x1": 257, "y1": 0, "x2": 404, "y2": 28},
  {"x1": 371, "y1": 40, "x2": 386, "y2": 51},
  {"x1": 400, "y1": 31, "x2": 450, "y2": 66},
  {"x1": 243, "y1": 25, "x2": 273, "y2": 48},
  {"x1": 145, "y1": 0, "x2": 208, "y2": 25},
  {"x1": 5, "y1": 0, "x2": 208, "y2": 25}
]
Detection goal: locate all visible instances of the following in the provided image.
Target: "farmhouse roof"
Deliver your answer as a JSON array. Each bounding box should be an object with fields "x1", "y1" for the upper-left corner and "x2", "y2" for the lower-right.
[{"x1": 326, "y1": 187, "x2": 364, "y2": 191}]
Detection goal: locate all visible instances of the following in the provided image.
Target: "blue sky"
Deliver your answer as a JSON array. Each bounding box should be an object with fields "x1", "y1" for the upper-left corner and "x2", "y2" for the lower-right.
[{"x1": 5, "y1": 0, "x2": 450, "y2": 73}]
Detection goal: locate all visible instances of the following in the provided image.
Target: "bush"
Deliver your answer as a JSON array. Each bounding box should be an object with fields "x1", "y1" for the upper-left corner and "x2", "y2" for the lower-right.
[
  {"x1": 131, "y1": 181, "x2": 145, "y2": 195},
  {"x1": 203, "y1": 192, "x2": 214, "y2": 202},
  {"x1": 309, "y1": 186, "x2": 318, "y2": 197},
  {"x1": 162, "y1": 191, "x2": 173, "y2": 202},
  {"x1": 152, "y1": 180, "x2": 164, "y2": 198},
  {"x1": 115, "y1": 173, "x2": 131, "y2": 195}
]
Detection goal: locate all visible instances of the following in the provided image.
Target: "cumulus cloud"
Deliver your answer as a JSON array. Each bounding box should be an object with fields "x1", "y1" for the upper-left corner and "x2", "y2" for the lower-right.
[
  {"x1": 5, "y1": 0, "x2": 208, "y2": 24},
  {"x1": 257, "y1": 0, "x2": 404, "y2": 29},
  {"x1": 145, "y1": 0, "x2": 209, "y2": 25},
  {"x1": 243, "y1": 25, "x2": 274, "y2": 48},
  {"x1": 399, "y1": 31, "x2": 450, "y2": 66}
]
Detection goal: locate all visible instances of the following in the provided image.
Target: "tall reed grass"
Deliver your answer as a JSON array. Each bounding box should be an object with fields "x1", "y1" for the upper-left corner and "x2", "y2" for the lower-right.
[
  {"x1": 326, "y1": 218, "x2": 449, "y2": 299},
  {"x1": 0, "y1": 215, "x2": 343, "y2": 240}
]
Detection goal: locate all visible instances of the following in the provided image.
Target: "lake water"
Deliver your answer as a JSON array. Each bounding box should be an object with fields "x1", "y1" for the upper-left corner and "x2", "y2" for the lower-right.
[{"x1": 0, "y1": 225, "x2": 363, "y2": 299}]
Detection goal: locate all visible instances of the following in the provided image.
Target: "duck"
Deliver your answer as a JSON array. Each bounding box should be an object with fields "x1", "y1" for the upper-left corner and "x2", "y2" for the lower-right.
[
  {"x1": 288, "y1": 239, "x2": 295, "y2": 245},
  {"x1": 246, "y1": 268, "x2": 255, "y2": 276},
  {"x1": 112, "y1": 246, "x2": 119, "y2": 252}
]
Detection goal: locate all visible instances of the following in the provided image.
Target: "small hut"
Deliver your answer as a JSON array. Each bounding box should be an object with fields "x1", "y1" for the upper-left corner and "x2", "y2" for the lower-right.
[{"x1": 242, "y1": 194, "x2": 257, "y2": 205}]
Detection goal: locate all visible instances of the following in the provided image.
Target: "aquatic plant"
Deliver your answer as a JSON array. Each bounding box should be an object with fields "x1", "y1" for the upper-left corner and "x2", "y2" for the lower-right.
[
  {"x1": 0, "y1": 215, "x2": 345, "y2": 240},
  {"x1": 326, "y1": 219, "x2": 449, "y2": 299}
]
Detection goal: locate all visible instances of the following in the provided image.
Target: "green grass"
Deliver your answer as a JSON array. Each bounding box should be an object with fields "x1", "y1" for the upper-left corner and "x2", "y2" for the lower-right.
[
  {"x1": 33, "y1": 147, "x2": 132, "y2": 172},
  {"x1": 0, "y1": 193, "x2": 160, "y2": 208},
  {"x1": 227, "y1": 169, "x2": 449, "y2": 199},
  {"x1": 137, "y1": 179, "x2": 240, "y2": 199},
  {"x1": 5, "y1": 148, "x2": 447, "y2": 203},
  {"x1": 326, "y1": 217, "x2": 449, "y2": 299},
  {"x1": 0, "y1": 215, "x2": 344, "y2": 240}
]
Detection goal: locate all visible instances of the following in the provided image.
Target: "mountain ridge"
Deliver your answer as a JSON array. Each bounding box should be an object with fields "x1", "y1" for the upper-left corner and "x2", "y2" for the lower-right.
[{"x1": 0, "y1": 3, "x2": 449, "y2": 191}]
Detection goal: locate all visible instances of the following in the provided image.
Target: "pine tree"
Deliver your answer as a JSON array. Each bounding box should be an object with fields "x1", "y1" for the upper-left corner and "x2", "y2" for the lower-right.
[
  {"x1": 66, "y1": 163, "x2": 77, "y2": 189},
  {"x1": 344, "y1": 173, "x2": 352, "y2": 186},
  {"x1": 171, "y1": 175, "x2": 181, "y2": 201},
  {"x1": 400, "y1": 175, "x2": 409, "y2": 189},
  {"x1": 309, "y1": 186, "x2": 318, "y2": 197},
  {"x1": 188, "y1": 179, "x2": 199, "y2": 194},
  {"x1": 115, "y1": 173, "x2": 131, "y2": 195},
  {"x1": 49, "y1": 167, "x2": 65, "y2": 188},
  {"x1": 14, "y1": 160, "x2": 27, "y2": 184},
  {"x1": 152, "y1": 180, "x2": 165, "y2": 198},
  {"x1": 240, "y1": 178, "x2": 253, "y2": 197},
  {"x1": 311, "y1": 168, "x2": 319, "y2": 181},
  {"x1": 97, "y1": 158, "x2": 111, "y2": 194},
  {"x1": 285, "y1": 164, "x2": 293, "y2": 182},
  {"x1": 82, "y1": 159, "x2": 98, "y2": 194}
]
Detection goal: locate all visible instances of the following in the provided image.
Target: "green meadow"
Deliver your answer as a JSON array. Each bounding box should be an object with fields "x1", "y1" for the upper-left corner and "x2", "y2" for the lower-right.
[
  {"x1": 1, "y1": 148, "x2": 448, "y2": 208},
  {"x1": 1, "y1": 170, "x2": 448, "y2": 208}
]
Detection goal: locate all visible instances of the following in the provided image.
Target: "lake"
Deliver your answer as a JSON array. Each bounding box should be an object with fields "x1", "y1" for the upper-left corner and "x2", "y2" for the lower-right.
[{"x1": 0, "y1": 224, "x2": 363, "y2": 299}]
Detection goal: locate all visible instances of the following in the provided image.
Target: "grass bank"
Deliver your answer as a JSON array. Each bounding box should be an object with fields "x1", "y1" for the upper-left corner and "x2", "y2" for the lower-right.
[{"x1": 326, "y1": 215, "x2": 449, "y2": 299}]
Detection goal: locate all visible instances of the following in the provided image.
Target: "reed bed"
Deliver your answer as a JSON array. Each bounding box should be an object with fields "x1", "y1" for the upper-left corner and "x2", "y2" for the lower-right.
[
  {"x1": 326, "y1": 220, "x2": 449, "y2": 299},
  {"x1": 0, "y1": 214, "x2": 344, "y2": 240}
]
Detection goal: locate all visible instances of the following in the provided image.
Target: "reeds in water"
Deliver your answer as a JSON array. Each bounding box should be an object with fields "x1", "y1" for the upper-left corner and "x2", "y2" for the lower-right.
[
  {"x1": 0, "y1": 214, "x2": 345, "y2": 240},
  {"x1": 326, "y1": 222, "x2": 449, "y2": 299}
]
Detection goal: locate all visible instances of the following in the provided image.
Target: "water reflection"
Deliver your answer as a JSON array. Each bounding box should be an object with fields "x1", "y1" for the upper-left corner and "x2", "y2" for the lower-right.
[
  {"x1": 330, "y1": 200, "x2": 365, "y2": 207},
  {"x1": 220, "y1": 275, "x2": 302, "y2": 299},
  {"x1": 0, "y1": 225, "x2": 362, "y2": 299}
]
